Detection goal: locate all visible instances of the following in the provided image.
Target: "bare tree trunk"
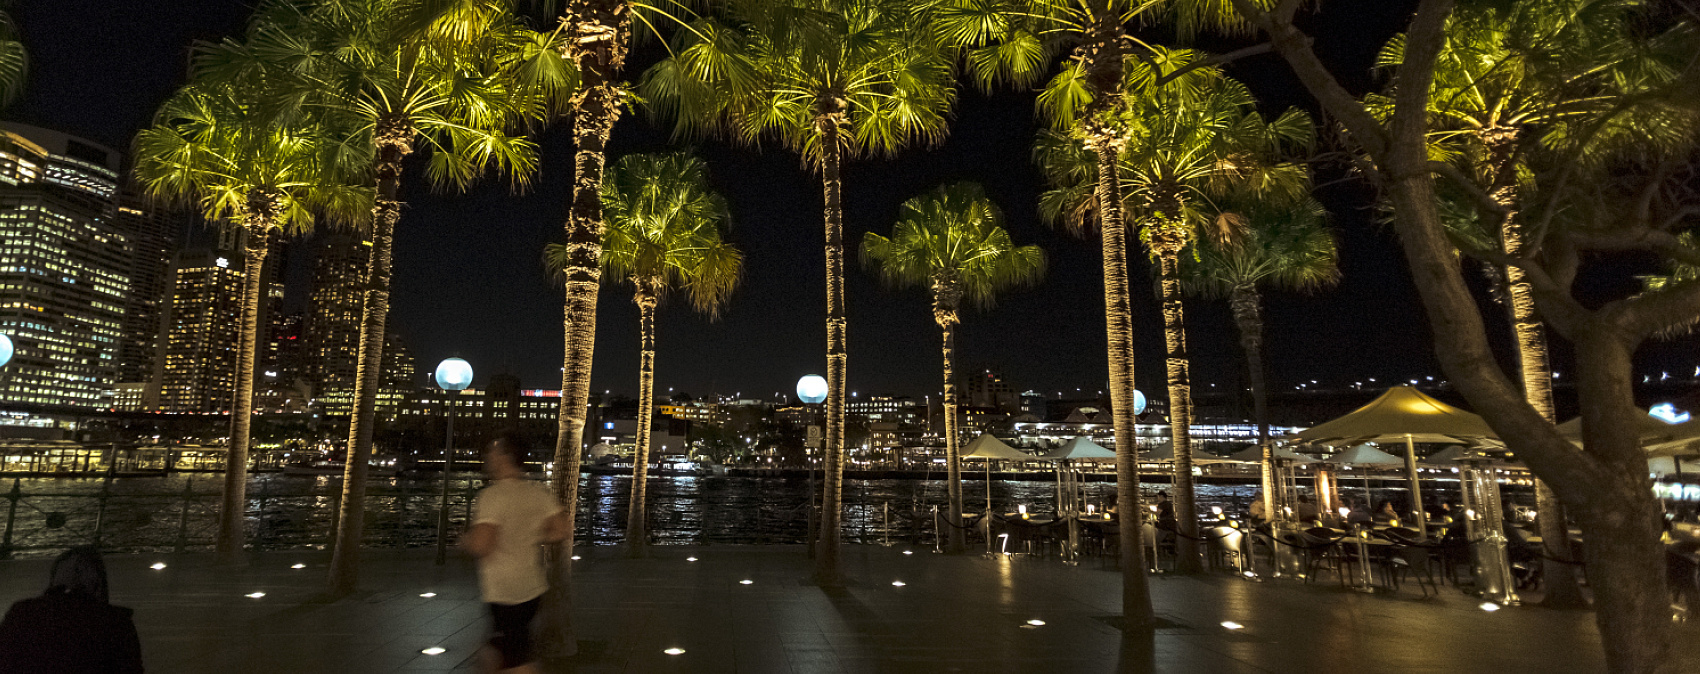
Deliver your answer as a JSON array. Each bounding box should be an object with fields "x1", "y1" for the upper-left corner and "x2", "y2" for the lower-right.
[
  {"x1": 1090, "y1": 134, "x2": 1153, "y2": 626},
  {"x1": 1574, "y1": 331, "x2": 1672, "y2": 672},
  {"x1": 330, "y1": 126, "x2": 409, "y2": 595},
  {"x1": 1228, "y1": 286, "x2": 1277, "y2": 522},
  {"x1": 215, "y1": 214, "x2": 273, "y2": 565},
  {"x1": 625, "y1": 282, "x2": 657, "y2": 557},
  {"x1": 816, "y1": 114, "x2": 848, "y2": 585},
  {"x1": 934, "y1": 277, "x2": 965, "y2": 554},
  {"x1": 1154, "y1": 240, "x2": 1202, "y2": 574}
]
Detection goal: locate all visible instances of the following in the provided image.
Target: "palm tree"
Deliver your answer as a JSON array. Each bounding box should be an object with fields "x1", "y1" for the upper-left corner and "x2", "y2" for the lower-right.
[
  {"x1": 640, "y1": 0, "x2": 955, "y2": 583},
  {"x1": 0, "y1": 6, "x2": 26, "y2": 105},
  {"x1": 207, "y1": 0, "x2": 574, "y2": 593},
  {"x1": 134, "y1": 80, "x2": 368, "y2": 565},
  {"x1": 1374, "y1": 0, "x2": 1661, "y2": 608},
  {"x1": 1177, "y1": 194, "x2": 1338, "y2": 526},
  {"x1": 860, "y1": 182, "x2": 1044, "y2": 555},
  {"x1": 936, "y1": 0, "x2": 1244, "y2": 618},
  {"x1": 1037, "y1": 48, "x2": 1312, "y2": 573},
  {"x1": 546, "y1": 153, "x2": 741, "y2": 558}
]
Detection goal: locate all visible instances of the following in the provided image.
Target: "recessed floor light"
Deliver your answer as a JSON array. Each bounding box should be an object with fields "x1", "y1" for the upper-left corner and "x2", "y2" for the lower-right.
[
  {"x1": 1026, "y1": 619, "x2": 1045, "y2": 627},
  {"x1": 663, "y1": 647, "x2": 685, "y2": 655},
  {"x1": 421, "y1": 646, "x2": 446, "y2": 655},
  {"x1": 902, "y1": 550, "x2": 913, "y2": 555},
  {"x1": 891, "y1": 581, "x2": 906, "y2": 587},
  {"x1": 150, "y1": 562, "x2": 166, "y2": 570},
  {"x1": 419, "y1": 593, "x2": 436, "y2": 598},
  {"x1": 739, "y1": 579, "x2": 753, "y2": 585},
  {"x1": 686, "y1": 557, "x2": 698, "y2": 562},
  {"x1": 290, "y1": 563, "x2": 305, "y2": 569},
  {"x1": 1221, "y1": 621, "x2": 1244, "y2": 630},
  {"x1": 570, "y1": 555, "x2": 581, "y2": 561},
  {"x1": 245, "y1": 592, "x2": 265, "y2": 599},
  {"x1": 1480, "y1": 602, "x2": 1501, "y2": 612}
]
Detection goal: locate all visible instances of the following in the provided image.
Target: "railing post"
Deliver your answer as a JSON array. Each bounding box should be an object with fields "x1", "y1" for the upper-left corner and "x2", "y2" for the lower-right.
[
  {"x1": 932, "y1": 505, "x2": 942, "y2": 554},
  {"x1": 93, "y1": 449, "x2": 117, "y2": 548},
  {"x1": 255, "y1": 476, "x2": 272, "y2": 551},
  {"x1": 396, "y1": 485, "x2": 409, "y2": 547},
  {"x1": 326, "y1": 485, "x2": 343, "y2": 554},
  {"x1": 174, "y1": 476, "x2": 195, "y2": 554},
  {"x1": 882, "y1": 502, "x2": 889, "y2": 547},
  {"x1": 1, "y1": 478, "x2": 21, "y2": 559}
]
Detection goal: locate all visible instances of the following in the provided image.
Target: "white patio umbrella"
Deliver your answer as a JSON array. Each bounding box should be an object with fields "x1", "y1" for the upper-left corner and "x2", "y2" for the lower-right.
[
  {"x1": 1555, "y1": 408, "x2": 1700, "y2": 460},
  {"x1": 1042, "y1": 436, "x2": 1116, "y2": 461},
  {"x1": 962, "y1": 433, "x2": 1031, "y2": 513},
  {"x1": 1293, "y1": 386, "x2": 1498, "y2": 531},
  {"x1": 1142, "y1": 440, "x2": 1241, "y2": 465},
  {"x1": 1227, "y1": 445, "x2": 1317, "y2": 463},
  {"x1": 1325, "y1": 443, "x2": 1404, "y2": 521}
]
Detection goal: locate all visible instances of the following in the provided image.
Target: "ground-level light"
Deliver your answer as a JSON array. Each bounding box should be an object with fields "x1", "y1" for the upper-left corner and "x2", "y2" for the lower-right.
[
  {"x1": 150, "y1": 562, "x2": 166, "y2": 570},
  {"x1": 664, "y1": 648, "x2": 685, "y2": 655},
  {"x1": 422, "y1": 647, "x2": 446, "y2": 656}
]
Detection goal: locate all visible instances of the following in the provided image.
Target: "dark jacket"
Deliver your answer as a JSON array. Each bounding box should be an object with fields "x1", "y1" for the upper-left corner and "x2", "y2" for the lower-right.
[{"x1": 0, "y1": 592, "x2": 144, "y2": 674}]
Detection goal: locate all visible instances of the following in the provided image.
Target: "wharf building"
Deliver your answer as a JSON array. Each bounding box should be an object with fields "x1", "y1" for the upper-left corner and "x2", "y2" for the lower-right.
[{"x1": 0, "y1": 124, "x2": 129, "y2": 410}]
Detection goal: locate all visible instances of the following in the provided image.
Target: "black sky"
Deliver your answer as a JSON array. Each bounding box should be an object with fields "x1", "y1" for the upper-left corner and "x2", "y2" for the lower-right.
[{"x1": 11, "y1": 1, "x2": 1697, "y2": 402}]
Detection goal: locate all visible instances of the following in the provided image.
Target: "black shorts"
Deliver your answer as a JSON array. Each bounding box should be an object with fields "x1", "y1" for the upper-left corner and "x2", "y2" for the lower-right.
[{"x1": 487, "y1": 597, "x2": 542, "y2": 668}]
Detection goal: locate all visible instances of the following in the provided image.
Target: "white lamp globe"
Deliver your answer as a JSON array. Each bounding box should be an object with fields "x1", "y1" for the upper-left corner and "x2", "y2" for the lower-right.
[
  {"x1": 435, "y1": 358, "x2": 473, "y2": 391},
  {"x1": 796, "y1": 375, "x2": 827, "y2": 404},
  {"x1": 1131, "y1": 389, "x2": 1147, "y2": 415},
  {"x1": 0, "y1": 333, "x2": 11, "y2": 369}
]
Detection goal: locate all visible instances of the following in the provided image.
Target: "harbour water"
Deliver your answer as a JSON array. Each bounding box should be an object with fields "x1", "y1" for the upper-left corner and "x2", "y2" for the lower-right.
[{"x1": 1, "y1": 473, "x2": 1293, "y2": 557}]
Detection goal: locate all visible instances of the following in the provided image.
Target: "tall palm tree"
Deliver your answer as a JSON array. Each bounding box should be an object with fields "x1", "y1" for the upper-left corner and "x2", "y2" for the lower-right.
[
  {"x1": 640, "y1": 0, "x2": 955, "y2": 583},
  {"x1": 206, "y1": 0, "x2": 574, "y2": 593},
  {"x1": 134, "y1": 80, "x2": 368, "y2": 565},
  {"x1": 0, "y1": 6, "x2": 26, "y2": 105},
  {"x1": 1037, "y1": 48, "x2": 1312, "y2": 573},
  {"x1": 1373, "y1": 0, "x2": 1664, "y2": 608},
  {"x1": 936, "y1": 0, "x2": 1244, "y2": 618},
  {"x1": 546, "y1": 153, "x2": 741, "y2": 558},
  {"x1": 1177, "y1": 194, "x2": 1338, "y2": 525},
  {"x1": 860, "y1": 182, "x2": 1044, "y2": 555}
]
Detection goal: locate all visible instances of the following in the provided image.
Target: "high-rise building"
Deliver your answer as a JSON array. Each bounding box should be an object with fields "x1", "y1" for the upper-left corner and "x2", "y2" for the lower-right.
[
  {"x1": 962, "y1": 368, "x2": 1019, "y2": 414},
  {"x1": 111, "y1": 190, "x2": 182, "y2": 406},
  {"x1": 303, "y1": 231, "x2": 416, "y2": 416},
  {"x1": 0, "y1": 124, "x2": 129, "y2": 409},
  {"x1": 305, "y1": 232, "x2": 366, "y2": 414},
  {"x1": 158, "y1": 248, "x2": 244, "y2": 413}
]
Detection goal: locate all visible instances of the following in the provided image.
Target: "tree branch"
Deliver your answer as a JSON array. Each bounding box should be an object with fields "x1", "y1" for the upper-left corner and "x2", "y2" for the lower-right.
[
  {"x1": 1227, "y1": 0, "x2": 1390, "y2": 157},
  {"x1": 1152, "y1": 43, "x2": 1273, "y2": 88},
  {"x1": 1446, "y1": 230, "x2": 1591, "y2": 336},
  {"x1": 1429, "y1": 160, "x2": 1510, "y2": 220},
  {"x1": 1615, "y1": 277, "x2": 1700, "y2": 341}
]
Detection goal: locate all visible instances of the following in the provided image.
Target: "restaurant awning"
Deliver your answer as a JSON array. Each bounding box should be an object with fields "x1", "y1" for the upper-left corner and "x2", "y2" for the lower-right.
[
  {"x1": 1042, "y1": 436, "x2": 1116, "y2": 461},
  {"x1": 1290, "y1": 386, "x2": 1499, "y2": 445},
  {"x1": 1325, "y1": 443, "x2": 1404, "y2": 467},
  {"x1": 1141, "y1": 440, "x2": 1241, "y2": 465},
  {"x1": 961, "y1": 433, "x2": 1031, "y2": 461}
]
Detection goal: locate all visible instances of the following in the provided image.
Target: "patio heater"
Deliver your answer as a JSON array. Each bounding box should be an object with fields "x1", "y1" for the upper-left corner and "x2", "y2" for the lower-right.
[
  {"x1": 434, "y1": 357, "x2": 473, "y2": 565},
  {"x1": 1458, "y1": 454, "x2": 1518, "y2": 604}
]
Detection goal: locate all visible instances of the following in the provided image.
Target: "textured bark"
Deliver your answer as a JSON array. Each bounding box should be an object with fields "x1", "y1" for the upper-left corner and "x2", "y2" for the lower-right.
[
  {"x1": 934, "y1": 274, "x2": 965, "y2": 554},
  {"x1": 542, "y1": 1, "x2": 628, "y2": 656},
  {"x1": 1484, "y1": 128, "x2": 1586, "y2": 608},
  {"x1": 330, "y1": 120, "x2": 410, "y2": 595},
  {"x1": 1151, "y1": 230, "x2": 1202, "y2": 574},
  {"x1": 1228, "y1": 286, "x2": 1277, "y2": 523},
  {"x1": 625, "y1": 280, "x2": 658, "y2": 556},
  {"x1": 214, "y1": 207, "x2": 276, "y2": 565},
  {"x1": 816, "y1": 108, "x2": 849, "y2": 584},
  {"x1": 1078, "y1": 0, "x2": 1150, "y2": 625},
  {"x1": 1089, "y1": 133, "x2": 1153, "y2": 626}
]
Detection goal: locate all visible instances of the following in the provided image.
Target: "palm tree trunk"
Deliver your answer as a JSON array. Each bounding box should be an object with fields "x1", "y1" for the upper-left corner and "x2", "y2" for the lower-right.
[
  {"x1": 1227, "y1": 286, "x2": 1277, "y2": 524},
  {"x1": 934, "y1": 278, "x2": 965, "y2": 554},
  {"x1": 329, "y1": 123, "x2": 409, "y2": 595},
  {"x1": 543, "y1": 5, "x2": 628, "y2": 655},
  {"x1": 214, "y1": 215, "x2": 273, "y2": 565},
  {"x1": 1154, "y1": 238, "x2": 1202, "y2": 574},
  {"x1": 626, "y1": 281, "x2": 658, "y2": 556},
  {"x1": 1087, "y1": 133, "x2": 1153, "y2": 626},
  {"x1": 1485, "y1": 130, "x2": 1585, "y2": 607},
  {"x1": 816, "y1": 113, "x2": 849, "y2": 585}
]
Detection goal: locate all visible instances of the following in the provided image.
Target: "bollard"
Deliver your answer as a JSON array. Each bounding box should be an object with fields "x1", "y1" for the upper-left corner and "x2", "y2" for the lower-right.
[
  {"x1": 1, "y1": 478, "x2": 20, "y2": 559},
  {"x1": 174, "y1": 477, "x2": 195, "y2": 554}
]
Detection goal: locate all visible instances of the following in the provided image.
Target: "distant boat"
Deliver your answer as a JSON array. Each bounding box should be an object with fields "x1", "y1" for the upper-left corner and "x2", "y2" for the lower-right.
[
  {"x1": 582, "y1": 459, "x2": 726, "y2": 478},
  {"x1": 282, "y1": 459, "x2": 399, "y2": 478}
]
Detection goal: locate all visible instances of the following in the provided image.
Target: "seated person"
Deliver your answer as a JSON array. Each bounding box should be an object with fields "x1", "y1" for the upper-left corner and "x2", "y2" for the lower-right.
[
  {"x1": 1373, "y1": 500, "x2": 1400, "y2": 525},
  {"x1": 1294, "y1": 494, "x2": 1320, "y2": 523}
]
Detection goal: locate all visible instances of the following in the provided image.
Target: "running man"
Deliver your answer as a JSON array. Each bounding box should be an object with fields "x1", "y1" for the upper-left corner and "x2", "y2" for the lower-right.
[{"x1": 464, "y1": 431, "x2": 567, "y2": 673}]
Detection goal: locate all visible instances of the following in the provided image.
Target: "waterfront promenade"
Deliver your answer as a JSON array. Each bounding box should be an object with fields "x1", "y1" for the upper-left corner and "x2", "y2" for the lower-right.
[{"x1": 2, "y1": 545, "x2": 1693, "y2": 673}]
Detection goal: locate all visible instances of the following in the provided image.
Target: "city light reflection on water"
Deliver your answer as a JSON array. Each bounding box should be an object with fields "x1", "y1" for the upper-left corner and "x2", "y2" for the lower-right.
[{"x1": 7, "y1": 473, "x2": 1261, "y2": 555}]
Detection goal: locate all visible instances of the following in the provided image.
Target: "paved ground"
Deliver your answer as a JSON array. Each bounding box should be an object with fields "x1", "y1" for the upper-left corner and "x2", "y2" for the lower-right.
[{"x1": 2, "y1": 544, "x2": 1695, "y2": 673}]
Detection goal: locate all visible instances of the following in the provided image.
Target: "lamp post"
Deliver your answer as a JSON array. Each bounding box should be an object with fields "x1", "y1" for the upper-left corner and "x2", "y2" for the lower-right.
[
  {"x1": 797, "y1": 375, "x2": 826, "y2": 556},
  {"x1": 433, "y1": 357, "x2": 473, "y2": 565}
]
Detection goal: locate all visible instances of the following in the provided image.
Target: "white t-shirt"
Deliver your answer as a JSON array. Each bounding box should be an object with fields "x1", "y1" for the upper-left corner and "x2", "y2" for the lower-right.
[{"x1": 472, "y1": 478, "x2": 562, "y2": 605}]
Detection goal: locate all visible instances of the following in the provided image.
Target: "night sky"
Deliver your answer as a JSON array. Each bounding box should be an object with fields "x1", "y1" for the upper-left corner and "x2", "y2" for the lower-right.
[{"x1": 11, "y1": 2, "x2": 1697, "y2": 401}]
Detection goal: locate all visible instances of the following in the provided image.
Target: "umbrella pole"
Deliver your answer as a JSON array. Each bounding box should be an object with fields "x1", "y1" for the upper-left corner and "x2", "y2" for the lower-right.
[{"x1": 1403, "y1": 434, "x2": 1429, "y2": 538}]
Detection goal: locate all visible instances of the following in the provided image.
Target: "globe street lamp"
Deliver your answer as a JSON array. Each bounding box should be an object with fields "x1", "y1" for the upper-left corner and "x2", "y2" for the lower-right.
[
  {"x1": 0, "y1": 333, "x2": 13, "y2": 369},
  {"x1": 796, "y1": 374, "x2": 827, "y2": 555},
  {"x1": 434, "y1": 357, "x2": 472, "y2": 565}
]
